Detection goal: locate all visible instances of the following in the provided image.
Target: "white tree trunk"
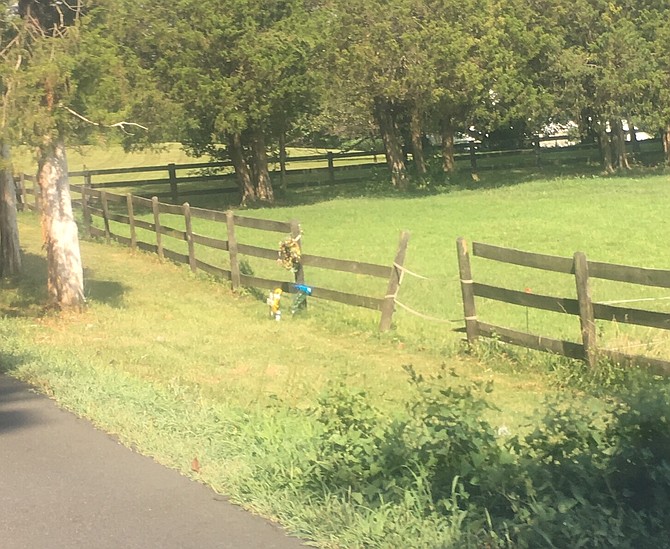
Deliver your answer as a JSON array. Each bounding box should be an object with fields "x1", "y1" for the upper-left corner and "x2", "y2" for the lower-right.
[
  {"x1": 0, "y1": 141, "x2": 21, "y2": 276},
  {"x1": 38, "y1": 136, "x2": 85, "y2": 309}
]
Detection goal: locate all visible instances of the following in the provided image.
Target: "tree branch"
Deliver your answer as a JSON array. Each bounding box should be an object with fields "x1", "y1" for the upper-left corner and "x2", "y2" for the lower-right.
[
  {"x1": 0, "y1": 36, "x2": 20, "y2": 60},
  {"x1": 61, "y1": 105, "x2": 148, "y2": 135}
]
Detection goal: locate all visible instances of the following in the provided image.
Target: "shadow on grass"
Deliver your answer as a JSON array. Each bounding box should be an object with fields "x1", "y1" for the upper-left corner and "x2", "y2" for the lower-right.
[
  {"x1": 84, "y1": 276, "x2": 128, "y2": 308},
  {"x1": 0, "y1": 253, "x2": 129, "y2": 316},
  {"x1": 0, "y1": 253, "x2": 48, "y2": 317},
  {"x1": 114, "y1": 159, "x2": 668, "y2": 212}
]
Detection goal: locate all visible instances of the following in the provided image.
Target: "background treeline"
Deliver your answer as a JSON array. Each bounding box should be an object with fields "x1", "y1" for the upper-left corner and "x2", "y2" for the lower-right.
[
  {"x1": 5, "y1": 1, "x2": 670, "y2": 205},
  {"x1": 100, "y1": 0, "x2": 670, "y2": 201}
]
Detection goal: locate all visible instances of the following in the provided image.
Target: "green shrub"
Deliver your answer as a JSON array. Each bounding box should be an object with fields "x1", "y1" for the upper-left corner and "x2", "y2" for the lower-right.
[
  {"x1": 604, "y1": 387, "x2": 670, "y2": 540},
  {"x1": 308, "y1": 367, "x2": 503, "y2": 513},
  {"x1": 307, "y1": 369, "x2": 670, "y2": 547},
  {"x1": 309, "y1": 383, "x2": 417, "y2": 507}
]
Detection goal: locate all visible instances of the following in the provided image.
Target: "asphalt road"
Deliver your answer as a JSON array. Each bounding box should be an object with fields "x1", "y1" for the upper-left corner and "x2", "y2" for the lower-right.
[{"x1": 0, "y1": 374, "x2": 309, "y2": 549}]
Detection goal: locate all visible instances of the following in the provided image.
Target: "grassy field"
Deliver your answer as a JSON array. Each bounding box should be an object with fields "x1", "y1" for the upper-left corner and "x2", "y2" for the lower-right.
[
  {"x1": 90, "y1": 168, "x2": 670, "y2": 364},
  {"x1": 4, "y1": 159, "x2": 670, "y2": 547}
]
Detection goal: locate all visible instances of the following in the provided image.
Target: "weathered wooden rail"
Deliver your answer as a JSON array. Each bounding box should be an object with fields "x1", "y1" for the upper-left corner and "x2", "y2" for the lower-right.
[
  {"x1": 17, "y1": 174, "x2": 38, "y2": 212},
  {"x1": 457, "y1": 239, "x2": 670, "y2": 375},
  {"x1": 60, "y1": 183, "x2": 409, "y2": 331},
  {"x1": 17, "y1": 135, "x2": 666, "y2": 206}
]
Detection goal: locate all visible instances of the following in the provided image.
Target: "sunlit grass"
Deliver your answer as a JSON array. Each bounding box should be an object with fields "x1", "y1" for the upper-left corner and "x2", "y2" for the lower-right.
[
  {"x1": 4, "y1": 165, "x2": 670, "y2": 547},
  {"x1": 8, "y1": 213, "x2": 563, "y2": 418},
  {"x1": 88, "y1": 170, "x2": 670, "y2": 361}
]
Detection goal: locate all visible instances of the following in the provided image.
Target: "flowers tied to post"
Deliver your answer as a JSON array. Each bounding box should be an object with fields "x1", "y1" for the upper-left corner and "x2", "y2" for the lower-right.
[{"x1": 278, "y1": 234, "x2": 302, "y2": 272}]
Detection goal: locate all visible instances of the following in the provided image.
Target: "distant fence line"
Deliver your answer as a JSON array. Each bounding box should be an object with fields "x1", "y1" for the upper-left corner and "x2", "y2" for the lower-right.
[
  {"x1": 20, "y1": 175, "x2": 409, "y2": 331},
  {"x1": 457, "y1": 239, "x2": 670, "y2": 376},
  {"x1": 19, "y1": 136, "x2": 666, "y2": 204},
  {"x1": 68, "y1": 150, "x2": 389, "y2": 203}
]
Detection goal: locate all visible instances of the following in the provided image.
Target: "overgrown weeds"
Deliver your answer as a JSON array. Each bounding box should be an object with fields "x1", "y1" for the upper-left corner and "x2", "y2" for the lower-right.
[{"x1": 306, "y1": 367, "x2": 670, "y2": 547}]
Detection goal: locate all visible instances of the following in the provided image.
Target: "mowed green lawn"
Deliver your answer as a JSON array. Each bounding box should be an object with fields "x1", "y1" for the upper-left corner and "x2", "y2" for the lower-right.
[{"x1": 3, "y1": 165, "x2": 670, "y2": 547}]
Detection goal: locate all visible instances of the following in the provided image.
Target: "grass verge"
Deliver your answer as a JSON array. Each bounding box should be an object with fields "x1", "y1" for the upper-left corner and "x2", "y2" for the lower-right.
[{"x1": 0, "y1": 212, "x2": 607, "y2": 548}]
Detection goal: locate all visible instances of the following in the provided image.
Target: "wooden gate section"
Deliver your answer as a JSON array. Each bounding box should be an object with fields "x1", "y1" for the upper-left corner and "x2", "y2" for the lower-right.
[{"x1": 456, "y1": 238, "x2": 670, "y2": 376}]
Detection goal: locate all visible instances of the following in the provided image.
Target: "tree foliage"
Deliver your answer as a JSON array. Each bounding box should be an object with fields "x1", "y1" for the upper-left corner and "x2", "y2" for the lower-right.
[{"x1": 7, "y1": 0, "x2": 670, "y2": 197}]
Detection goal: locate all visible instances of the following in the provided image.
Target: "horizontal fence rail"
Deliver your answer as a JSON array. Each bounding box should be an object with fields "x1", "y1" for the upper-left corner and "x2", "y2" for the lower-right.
[
  {"x1": 19, "y1": 176, "x2": 410, "y2": 330},
  {"x1": 65, "y1": 151, "x2": 390, "y2": 203},
  {"x1": 457, "y1": 238, "x2": 670, "y2": 376}
]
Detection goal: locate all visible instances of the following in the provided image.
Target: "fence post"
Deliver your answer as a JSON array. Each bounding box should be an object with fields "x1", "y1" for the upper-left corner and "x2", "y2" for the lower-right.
[
  {"x1": 457, "y1": 237, "x2": 479, "y2": 344},
  {"x1": 168, "y1": 163, "x2": 178, "y2": 203},
  {"x1": 34, "y1": 176, "x2": 40, "y2": 212},
  {"x1": 226, "y1": 210, "x2": 241, "y2": 290},
  {"x1": 81, "y1": 179, "x2": 91, "y2": 236},
  {"x1": 100, "y1": 190, "x2": 111, "y2": 242},
  {"x1": 574, "y1": 251, "x2": 597, "y2": 367},
  {"x1": 289, "y1": 219, "x2": 306, "y2": 310},
  {"x1": 126, "y1": 193, "x2": 136, "y2": 250},
  {"x1": 327, "y1": 152, "x2": 335, "y2": 182},
  {"x1": 279, "y1": 130, "x2": 288, "y2": 192},
  {"x1": 183, "y1": 202, "x2": 197, "y2": 272},
  {"x1": 152, "y1": 196, "x2": 164, "y2": 259},
  {"x1": 469, "y1": 144, "x2": 477, "y2": 175},
  {"x1": 534, "y1": 137, "x2": 542, "y2": 167},
  {"x1": 290, "y1": 220, "x2": 304, "y2": 286},
  {"x1": 17, "y1": 174, "x2": 26, "y2": 211},
  {"x1": 379, "y1": 231, "x2": 410, "y2": 332}
]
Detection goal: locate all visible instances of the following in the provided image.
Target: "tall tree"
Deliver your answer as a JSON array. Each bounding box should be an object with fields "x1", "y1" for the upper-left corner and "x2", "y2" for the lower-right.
[
  {"x1": 17, "y1": 2, "x2": 86, "y2": 307},
  {"x1": 656, "y1": 17, "x2": 670, "y2": 165},
  {"x1": 15, "y1": 0, "x2": 160, "y2": 308},
  {"x1": 323, "y1": 0, "x2": 421, "y2": 189},
  {"x1": 0, "y1": 7, "x2": 22, "y2": 276},
  {"x1": 0, "y1": 141, "x2": 21, "y2": 276},
  {"x1": 632, "y1": 1, "x2": 670, "y2": 165},
  {"x1": 532, "y1": 0, "x2": 658, "y2": 172},
  {"x1": 119, "y1": 0, "x2": 320, "y2": 204},
  {"x1": 419, "y1": 0, "x2": 493, "y2": 176}
]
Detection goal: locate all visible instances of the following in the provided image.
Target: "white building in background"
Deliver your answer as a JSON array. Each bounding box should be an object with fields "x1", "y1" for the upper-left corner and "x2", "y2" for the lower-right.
[{"x1": 539, "y1": 121, "x2": 654, "y2": 148}]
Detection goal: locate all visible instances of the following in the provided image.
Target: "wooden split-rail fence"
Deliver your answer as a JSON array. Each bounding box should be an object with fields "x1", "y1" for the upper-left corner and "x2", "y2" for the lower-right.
[
  {"x1": 19, "y1": 172, "x2": 670, "y2": 374},
  {"x1": 17, "y1": 136, "x2": 666, "y2": 207},
  {"x1": 17, "y1": 175, "x2": 409, "y2": 331},
  {"x1": 457, "y1": 238, "x2": 670, "y2": 375},
  {"x1": 65, "y1": 152, "x2": 387, "y2": 203}
]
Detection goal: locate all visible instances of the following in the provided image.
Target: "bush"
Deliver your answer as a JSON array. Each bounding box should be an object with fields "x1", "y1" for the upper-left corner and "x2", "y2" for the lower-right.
[
  {"x1": 604, "y1": 387, "x2": 670, "y2": 539},
  {"x1": 309, "y1": 367, "x2": 502, "y2": 510},
  {"x1": 307, "y1": 368, "x2": 670, "y2": 547}
]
